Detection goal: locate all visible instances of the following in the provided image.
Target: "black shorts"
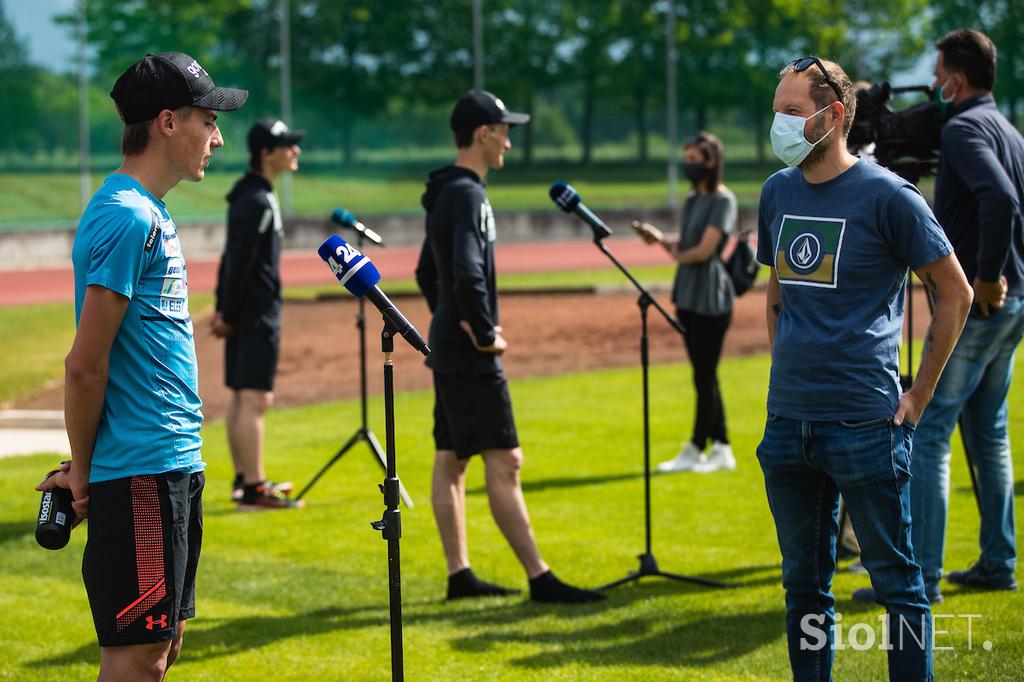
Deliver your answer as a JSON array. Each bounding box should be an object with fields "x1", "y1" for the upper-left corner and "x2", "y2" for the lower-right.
[
  {"x1": 225, "y1": 328, "x2": 280, "y2": 391},
  {"x1": 83, "y1": 471, "x2": 205, "y2": 647},
  {"x1": 433, "y1": 371, "x2": 519, "y2": 459}
]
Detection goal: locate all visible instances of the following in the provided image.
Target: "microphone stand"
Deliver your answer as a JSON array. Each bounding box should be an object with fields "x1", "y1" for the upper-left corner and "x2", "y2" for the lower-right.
[
  {"x1": 295, "y1": 231, "x2": 413, "y2": 507},
  {"x1": 370, "y1": 319, "x2": 405, "y2": 682},
  {"x1": 591, "y1": 233, "x2": 731, "y2": 591}
]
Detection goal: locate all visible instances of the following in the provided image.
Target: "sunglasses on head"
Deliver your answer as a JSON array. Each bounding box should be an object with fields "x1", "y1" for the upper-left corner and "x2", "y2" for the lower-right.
[{"x1": 790, "y1": 57, "x2": 843, "y2": 103}]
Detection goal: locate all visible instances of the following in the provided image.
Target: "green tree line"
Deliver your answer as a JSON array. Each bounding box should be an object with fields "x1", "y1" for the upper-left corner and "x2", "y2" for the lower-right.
[{"x1": 0, "y1": 0, "x2": 1019, "y2": 168}]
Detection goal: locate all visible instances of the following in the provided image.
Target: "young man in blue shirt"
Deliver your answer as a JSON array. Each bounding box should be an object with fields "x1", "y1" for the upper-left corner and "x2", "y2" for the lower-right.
[
  {"x1": 910, "y1": 28, "x2": 1024, "y2": 597},
  {"x1": 757, "y1": 56, "x2": 972, "y2": 680},
  {"x1": 36, "y1": 52, "x2": 246, "y2": 680}
]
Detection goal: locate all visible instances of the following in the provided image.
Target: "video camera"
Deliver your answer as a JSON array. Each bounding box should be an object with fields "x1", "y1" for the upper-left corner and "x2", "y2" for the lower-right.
[{"x1": 847, "y1": 83, "x2": 944, "y2": 183}]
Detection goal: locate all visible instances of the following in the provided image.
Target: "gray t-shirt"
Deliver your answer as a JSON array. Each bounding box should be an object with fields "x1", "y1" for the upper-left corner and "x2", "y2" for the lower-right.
[{"x1": 671, "y1": 188, "x2": 738, "y2": 315}]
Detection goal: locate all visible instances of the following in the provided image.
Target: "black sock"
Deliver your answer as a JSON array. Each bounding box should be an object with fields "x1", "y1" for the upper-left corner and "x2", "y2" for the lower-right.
[
  {"x1": 240, "y1": 481, "x2": 268, "y2": 503},
  {"x1": 446, "y1": 568, "x2": 519, "y2": 600},
  {"x1": 233, "y1": 473, "x2": 243, "y2": 488},
  {"x1": 529, "y1": 570, "x2": 606, "y2": 604}
]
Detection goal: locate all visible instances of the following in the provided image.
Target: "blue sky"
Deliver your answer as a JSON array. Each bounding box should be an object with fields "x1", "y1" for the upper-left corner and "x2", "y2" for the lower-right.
[{"x1": 6, "y1": 0, "x2": 77, "y2": 73}]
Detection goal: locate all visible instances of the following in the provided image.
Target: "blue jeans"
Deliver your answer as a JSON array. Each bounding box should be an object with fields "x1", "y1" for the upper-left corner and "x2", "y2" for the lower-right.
[
  {"x1": 911, "y1": 296, "x2": 1024, "y2": 579},
  {"x1": 758, "y1": 415, "x2": 932, "y2": 682}
]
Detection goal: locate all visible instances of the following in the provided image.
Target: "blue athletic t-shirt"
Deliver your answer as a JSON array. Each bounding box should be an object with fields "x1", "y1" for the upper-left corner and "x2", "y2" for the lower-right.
[
  {"x1": 72, "y1": 174, "x2": 204, "y2": 483},
  {"x1": 756, "y1": 159, "x2": 953, "y2": 421}
]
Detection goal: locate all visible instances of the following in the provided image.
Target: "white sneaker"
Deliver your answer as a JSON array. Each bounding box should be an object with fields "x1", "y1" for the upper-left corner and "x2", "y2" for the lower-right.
[
  {"x1": 692, "y1": 441, "x2": 736, "y2": 473},
  {"x1": 656, "y1": 442, "x2": 702, "y2": 473}
]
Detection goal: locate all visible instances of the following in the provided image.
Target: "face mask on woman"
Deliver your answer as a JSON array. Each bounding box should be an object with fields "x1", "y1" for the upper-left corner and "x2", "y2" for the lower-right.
[
  {"x1": 770, "y1": 104, "x2": 834, "y2": 168},
  {"x1": 683, "y1": 161, "x2": 710, "y2": 184}
]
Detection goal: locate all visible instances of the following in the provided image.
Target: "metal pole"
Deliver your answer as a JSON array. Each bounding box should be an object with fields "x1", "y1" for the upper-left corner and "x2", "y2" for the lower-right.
[
  {"x1": 279, "y1": 0, "x2": 294, "y2": 216},
  {"x1": 473, "y1": 0, "x2": 484, "y2": 89},
  {"x1": 665, "y1": 1, "x2": 679, "y2": 213},
  {"x1": 77, "y1": 0, "x2": 90, "y2": 212}
]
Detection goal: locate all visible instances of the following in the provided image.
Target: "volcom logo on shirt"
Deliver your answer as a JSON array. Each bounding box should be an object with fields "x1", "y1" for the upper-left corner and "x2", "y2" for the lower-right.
[{"x1": 775, "y1": 214, "x2": 846, "y2": 289}]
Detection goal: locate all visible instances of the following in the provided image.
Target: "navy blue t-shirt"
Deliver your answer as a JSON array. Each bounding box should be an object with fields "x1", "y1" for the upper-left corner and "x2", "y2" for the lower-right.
[{"x1": 757, "y1": 159, "x2": 953, "y2": 421}]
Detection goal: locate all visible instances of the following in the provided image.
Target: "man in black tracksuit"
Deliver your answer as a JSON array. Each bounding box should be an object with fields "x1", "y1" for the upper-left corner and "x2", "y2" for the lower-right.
[
  {"x1": 212, "y1": 119, "x2": 304, "y2": 509},
  {"x1": 416, "y1": 90, "x2": 603, "y2": 603}
]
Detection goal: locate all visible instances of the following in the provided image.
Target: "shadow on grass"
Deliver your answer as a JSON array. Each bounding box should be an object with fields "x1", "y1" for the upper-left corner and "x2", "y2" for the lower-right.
[
  {"x1": 1015, "y1": 479, "x2": 1023, "y2": 496},
  {"x1": 467, "y1": 471, "x2": 640, "y2": 496},
  {"x1": 0, "y1": 519, "x2": 34, "y2": 547},
  {"x1": 452, "y1": 608, "x2": 786, "y2": 670},
  {"x1": 596, "y1": 561, "x2": 782, "y2": 591},
  {"x1": 24, "y1": 597, "x2": 610, "y2": 670},
  {"x1": 24, "y1": 567, "x2": 783, "y2": 671}
]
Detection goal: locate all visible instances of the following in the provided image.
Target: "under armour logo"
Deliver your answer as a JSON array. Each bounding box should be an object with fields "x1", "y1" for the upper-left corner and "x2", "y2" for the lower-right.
[
  {"x1": 145, "y1": 614, "x2": 168, "y2": 630},
  {"x1": 186, "y1": 60, "x2": 206, "y2": 79}
]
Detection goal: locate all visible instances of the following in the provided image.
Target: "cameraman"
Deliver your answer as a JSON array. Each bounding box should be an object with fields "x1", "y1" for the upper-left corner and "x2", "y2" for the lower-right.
[{"x1": 911, "y1": 28, "x2": 1024, "y2": 597}]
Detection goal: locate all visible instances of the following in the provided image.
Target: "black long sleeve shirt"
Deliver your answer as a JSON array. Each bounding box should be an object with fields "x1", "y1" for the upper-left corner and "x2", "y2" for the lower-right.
[
  {"x1": 214, "y1": 172, "x2": 283, "y2": 331},
  {"x1": 934, "y1": 94, "x2": 1024, "y2": 298},
  {"x1": 416, "y1": 165, "x2": 501, "y2": 374}
]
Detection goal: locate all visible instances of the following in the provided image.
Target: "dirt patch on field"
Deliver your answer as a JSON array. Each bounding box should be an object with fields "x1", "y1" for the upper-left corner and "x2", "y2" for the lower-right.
[{"x1": 18, "y1": 286, "x2": 933, "y2": 421}]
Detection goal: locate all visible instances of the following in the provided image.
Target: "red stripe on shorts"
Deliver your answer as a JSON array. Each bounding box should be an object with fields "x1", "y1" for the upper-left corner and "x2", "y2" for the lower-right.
[{"x1": 115, "y1": 476, "x2": 167, "y2": 632}]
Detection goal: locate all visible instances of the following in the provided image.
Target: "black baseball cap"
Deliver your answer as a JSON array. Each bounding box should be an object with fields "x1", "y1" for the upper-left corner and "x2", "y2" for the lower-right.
[
  {"x1": 110, "y1": 51, "x2": 249, "y2": 125},
  {"x1": 450, "y1": 90, "x2": 530, "y2": 131},
  {"x1": 248, "y1": 119, "x2": 305, "y2": 154}
]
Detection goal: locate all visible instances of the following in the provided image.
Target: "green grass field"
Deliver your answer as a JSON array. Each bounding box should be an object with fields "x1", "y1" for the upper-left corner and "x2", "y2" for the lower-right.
[
  {"x1": 0, "y1": 270, "x2": 1018, "y2": 680},
  {"x1": 2, "y1": 352, "x2": 1022, "y2": 681}
]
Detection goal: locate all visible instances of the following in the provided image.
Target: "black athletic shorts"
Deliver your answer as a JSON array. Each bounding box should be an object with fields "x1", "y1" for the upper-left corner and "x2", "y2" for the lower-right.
[
  {"x1": 83, "y1": 471, "x2": 205, "y2": 647},
  {"x1": 433, "y1": 371, "x2": 519, "y2": 459},
  {"x1": 225, "y1": 328, "x2": 280, "y2": 391}
]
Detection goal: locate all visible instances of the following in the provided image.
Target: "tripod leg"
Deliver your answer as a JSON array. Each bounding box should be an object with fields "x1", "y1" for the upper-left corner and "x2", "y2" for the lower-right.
[
  {"x1": 367, "y1": 429, "x2": 414, "y2": 508},
  {"x1": 295, "y1": 430, "x2": 363, "y2": 501}
]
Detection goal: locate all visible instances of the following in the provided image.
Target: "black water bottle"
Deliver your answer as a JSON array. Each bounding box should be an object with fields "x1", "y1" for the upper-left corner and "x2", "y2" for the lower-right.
[{"x1": 36, "y1": 470, "x2": 75, "y2": 550}]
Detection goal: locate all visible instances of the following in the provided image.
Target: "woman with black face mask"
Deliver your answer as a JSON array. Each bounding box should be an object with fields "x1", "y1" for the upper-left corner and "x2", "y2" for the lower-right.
[{"x1": 634, "y1": 131, "x2": 738, "y2": 474}]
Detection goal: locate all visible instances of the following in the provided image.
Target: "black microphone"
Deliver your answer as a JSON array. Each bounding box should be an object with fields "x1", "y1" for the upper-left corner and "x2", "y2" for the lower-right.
[
  {"x1": 548, "y1": 181, "x2": 612, "y2": 239},
  {"x1": 319, "y1": 235, "x2": 429, "y2": 356},
  {"x1": 330, "y1": 208, "x2": 384, "y2": 246}
]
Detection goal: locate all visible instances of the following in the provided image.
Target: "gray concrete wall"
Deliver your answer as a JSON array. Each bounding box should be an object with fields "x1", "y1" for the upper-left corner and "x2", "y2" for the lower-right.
[{"x1": 0, "y1": 206, "x2": 756, "y2": 268}]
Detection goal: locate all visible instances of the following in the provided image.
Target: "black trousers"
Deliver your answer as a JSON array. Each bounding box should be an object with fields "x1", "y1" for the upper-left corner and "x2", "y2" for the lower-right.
[{"x1": 677, "y1": 308, "x2": 732, "y2": 448}]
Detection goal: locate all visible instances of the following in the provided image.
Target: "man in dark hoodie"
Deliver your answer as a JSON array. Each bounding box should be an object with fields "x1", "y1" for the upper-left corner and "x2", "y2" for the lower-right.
[
  {"x1": 416, "y1": 90, "x2": 604, "y2": 604},
  {"x1": 211, "y1": 119, "x2": 303, "y2": 509}
]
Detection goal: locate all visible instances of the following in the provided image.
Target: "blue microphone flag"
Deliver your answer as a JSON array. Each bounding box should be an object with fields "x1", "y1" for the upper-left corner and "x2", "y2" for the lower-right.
[{"x1": 318, "y1": 234, "x2": 381, "y2": 298}]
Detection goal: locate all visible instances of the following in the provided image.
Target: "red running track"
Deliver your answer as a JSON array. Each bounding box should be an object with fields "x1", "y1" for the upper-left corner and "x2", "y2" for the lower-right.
[{"x1": 0, "y1": 236, "x2": 668, "y2": 306}]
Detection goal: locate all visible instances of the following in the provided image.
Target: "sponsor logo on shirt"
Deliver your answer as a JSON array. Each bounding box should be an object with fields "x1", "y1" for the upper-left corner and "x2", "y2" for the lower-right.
[
  {"x1": 159, "y1": 297, "x2": 186, "y2": 314},
  {"x1": 480, "y1": 200, "x2": 496, "y2": 243},
  {"x1": 775, "y1": 214, "x2": 846, "y2": 289},
  {"x1": 260, "y1": 193, "x2": 283, "y2": 234},
  {"x1": 145, "y1": 220, "x2": 160, "y2": 251},
  {"x1": 161, "y1": 278, "x2": 186, "y2": 297},
  {"x1": 162, "y1": 237, "x2": 181, "y2": 258}
]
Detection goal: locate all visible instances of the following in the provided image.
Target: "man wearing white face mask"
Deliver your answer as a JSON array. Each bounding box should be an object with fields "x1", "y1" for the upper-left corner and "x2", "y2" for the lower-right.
[{"x1": 755, "y1": 56, "x2": 972, "y2": 682}]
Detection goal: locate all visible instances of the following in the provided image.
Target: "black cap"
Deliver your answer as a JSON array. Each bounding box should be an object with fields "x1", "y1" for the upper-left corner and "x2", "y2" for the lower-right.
[
  {"x1": 450, "y1": 90, "x2": 530, "y2": 131},
  {"x1": 248, "y1": 119, "x2": 305, "y2": 154},
  {"x1": 110, "y1": 52, "x2": 249, "y2": 125}
]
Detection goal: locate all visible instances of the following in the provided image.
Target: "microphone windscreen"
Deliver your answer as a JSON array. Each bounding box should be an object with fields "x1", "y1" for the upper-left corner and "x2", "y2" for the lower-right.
[
  {"x1": 548, "y1": 181, "x2": 580, "y2": 212},
  {"x1": 318, "y1": 234, "x2": 381, "y2": 298},
  {"x1": 331, "y1": 208, "x2": 357, "y2": 227}
]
